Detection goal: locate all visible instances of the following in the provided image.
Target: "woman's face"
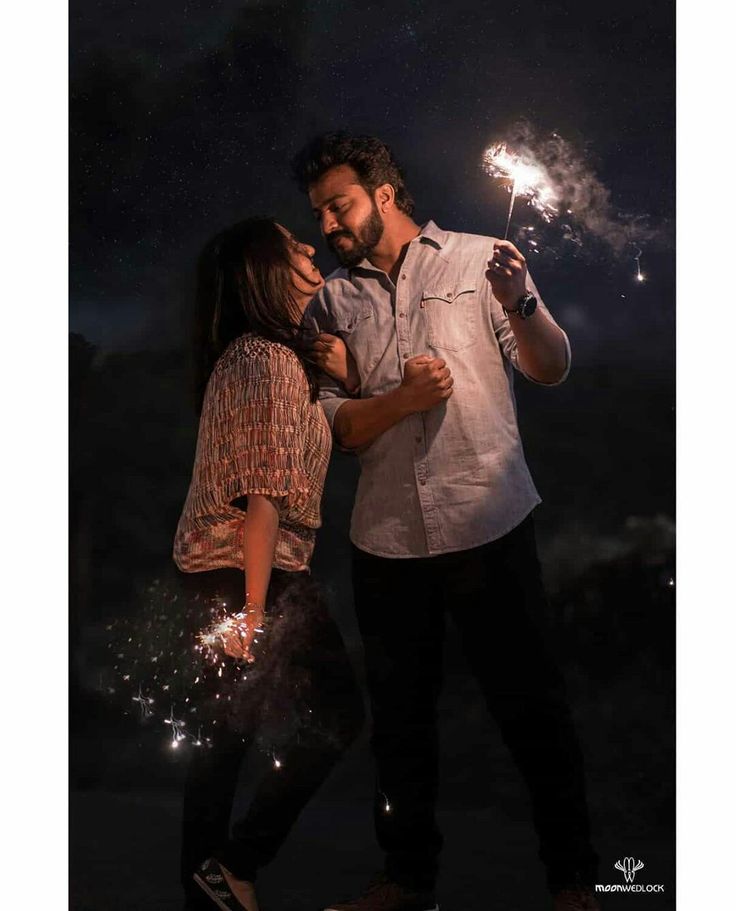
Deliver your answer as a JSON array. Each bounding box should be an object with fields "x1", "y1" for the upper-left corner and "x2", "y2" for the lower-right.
[{"x1": 277, "y1": 224, "x2": 325, "y2": 315}]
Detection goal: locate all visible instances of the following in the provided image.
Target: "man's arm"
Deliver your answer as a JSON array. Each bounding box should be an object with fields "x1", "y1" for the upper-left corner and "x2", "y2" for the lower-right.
[
  {"x1": 304, "y1": 291, "x2": 454, "y2": 450},
  {"x1": 488, "y1": 240, "x2": 570, "y2": 385},
  {"x1": 333, "y1": 355, "x2": 453, "y2": 451},
  {"x1": 504, "y1": 305, "x2": 569, "y2": 384}
]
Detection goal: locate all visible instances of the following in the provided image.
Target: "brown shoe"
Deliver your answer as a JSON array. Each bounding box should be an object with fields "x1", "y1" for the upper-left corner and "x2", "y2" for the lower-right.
[
  {"x1": 324, "y1": 874, "x2": 438, "y2": 911},
  {"x1": 553, "y1": 884, "x2": 601, "y2": 910}
]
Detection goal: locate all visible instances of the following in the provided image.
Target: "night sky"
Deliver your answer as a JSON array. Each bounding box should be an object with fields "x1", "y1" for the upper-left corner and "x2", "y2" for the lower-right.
[{"x1": 70, "y1": 0, "x2": 674, "y2": 364}]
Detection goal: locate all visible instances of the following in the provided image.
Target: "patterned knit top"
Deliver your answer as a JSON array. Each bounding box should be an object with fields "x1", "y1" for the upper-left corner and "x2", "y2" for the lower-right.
[{"x1": 173, "y1": 333, "x2": 331, "y2": 573}]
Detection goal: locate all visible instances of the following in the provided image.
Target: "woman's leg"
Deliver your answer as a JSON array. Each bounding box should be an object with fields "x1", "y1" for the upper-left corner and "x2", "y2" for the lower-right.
[
  {"x1": 215, "y1": 571, "x2": 364, "y2": 881},
  {"x1": 180, "y1": 728, "x2": 246, "y2": 898},
  {"x1": 178, "y1": 568, "x2": 249, "y2": 898}
]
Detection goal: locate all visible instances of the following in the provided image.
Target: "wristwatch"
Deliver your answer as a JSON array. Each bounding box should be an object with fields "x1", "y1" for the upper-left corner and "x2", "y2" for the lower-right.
[{"x1": 503, "y1": 292, "x2": 537, "y2": 320}]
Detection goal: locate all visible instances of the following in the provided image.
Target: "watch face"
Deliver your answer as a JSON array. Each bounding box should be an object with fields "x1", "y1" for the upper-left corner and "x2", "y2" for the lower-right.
[{"x1": 522, "y1": 294, "x2": 537, "y2": 317}]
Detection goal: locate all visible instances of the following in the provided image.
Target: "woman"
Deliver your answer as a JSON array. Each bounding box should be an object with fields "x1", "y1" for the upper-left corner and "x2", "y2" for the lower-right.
[{"x1": 173, "y1": 217, "x2": 363, "y2": 911}]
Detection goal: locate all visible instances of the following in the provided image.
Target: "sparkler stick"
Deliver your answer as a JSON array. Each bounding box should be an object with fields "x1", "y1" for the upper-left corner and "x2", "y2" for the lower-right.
[{"x1": 503, "y1": 181, "x2": 517, "y2": 240}]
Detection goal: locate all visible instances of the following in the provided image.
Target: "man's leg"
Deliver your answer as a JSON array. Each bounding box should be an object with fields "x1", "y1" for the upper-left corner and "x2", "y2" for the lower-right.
[
  {"x1": 352, "y1": 545, "x2": 445, "y2": 892},
  {"x1": 443, "y1": 517, "x2": 598, "y2": 890}
]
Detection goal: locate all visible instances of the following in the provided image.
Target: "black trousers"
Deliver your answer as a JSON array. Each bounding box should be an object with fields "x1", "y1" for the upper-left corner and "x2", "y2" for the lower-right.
[
  {"x1": 179, "y1": 568, "x2": 364, "y2": 897},
  {"x1": 352, "y1": 515, "x2": 598, "y2": 892}
]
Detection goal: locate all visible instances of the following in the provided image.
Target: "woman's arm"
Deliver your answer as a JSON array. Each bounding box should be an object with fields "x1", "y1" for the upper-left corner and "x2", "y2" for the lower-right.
[{"x1": 222, "y1": 494, "x2": 279, "y2": 661}]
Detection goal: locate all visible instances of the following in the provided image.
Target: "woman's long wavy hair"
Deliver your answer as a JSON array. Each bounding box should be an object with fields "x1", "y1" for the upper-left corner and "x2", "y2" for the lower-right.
[{"x1": 193, "y1": 217, "x2": 320, "y2": 412}]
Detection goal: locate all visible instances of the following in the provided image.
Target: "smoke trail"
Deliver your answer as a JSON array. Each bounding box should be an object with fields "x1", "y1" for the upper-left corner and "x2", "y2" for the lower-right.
[{"x1": 490, "y1": 121, "x2": 668, "y2": 258}]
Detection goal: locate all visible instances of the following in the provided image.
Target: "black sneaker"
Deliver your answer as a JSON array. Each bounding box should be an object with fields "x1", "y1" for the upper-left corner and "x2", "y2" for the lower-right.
[
  {"x1": 193, "y1": 858, "x2": 258, "y2": 911},
  {"x1": 324, "y1": 874, "x2": 439, "y2": 911}
]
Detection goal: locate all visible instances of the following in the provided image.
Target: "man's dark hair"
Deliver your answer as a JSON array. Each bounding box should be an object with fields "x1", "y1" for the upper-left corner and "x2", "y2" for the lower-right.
[
  {"x1": 193, "y1": 217, "x2": 319, "y2": 411},
  {"x1": 291, "y1": 132, "x2": 415, "y2": 216}
]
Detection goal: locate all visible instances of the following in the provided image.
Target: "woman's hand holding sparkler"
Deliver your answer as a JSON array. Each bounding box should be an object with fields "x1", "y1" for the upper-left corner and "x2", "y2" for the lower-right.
[
  {"x1": 197, "y1": 603, "x2": 266, "y2": 664},
  {"x1": 487, "y1": 240, "x2": 529, "y2": 310},
  {"x1": 221, "y1": 604, "x2": 265, "y2": 663}
]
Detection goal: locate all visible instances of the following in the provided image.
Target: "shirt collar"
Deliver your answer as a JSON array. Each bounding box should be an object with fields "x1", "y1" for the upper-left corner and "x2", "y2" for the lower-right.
[
  {"x1": 350, "y1": 220, "x2": 447, "y2": 276},
  {"x1": 415, "y1": 219, "x2": 446, "y2": 250}
]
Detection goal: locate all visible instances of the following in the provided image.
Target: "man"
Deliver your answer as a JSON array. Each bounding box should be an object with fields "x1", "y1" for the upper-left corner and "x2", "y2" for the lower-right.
[{"x1": 292, "y1": 133, "x2": 600, "y2": 911}]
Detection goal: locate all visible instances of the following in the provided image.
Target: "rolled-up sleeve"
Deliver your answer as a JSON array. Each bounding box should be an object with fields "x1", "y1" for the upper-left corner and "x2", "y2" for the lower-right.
[
  {"x1": 216, "y1": 357, "x2": 311, "y2": 512},
  {"x1": 489, "y1": 269, "x2": 571, "y2": 386}
]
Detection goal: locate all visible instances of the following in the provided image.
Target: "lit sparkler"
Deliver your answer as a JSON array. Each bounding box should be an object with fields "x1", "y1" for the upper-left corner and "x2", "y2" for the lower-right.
[
  {"x1": 482, "y1": 143, "x2": 559, "y2": 239},
  {"x1": 98, "y1": 578, "x2": 324, "y2": 759},
  {"x1": 197, "y1": 611, "x2": 266, "y2": 664}
]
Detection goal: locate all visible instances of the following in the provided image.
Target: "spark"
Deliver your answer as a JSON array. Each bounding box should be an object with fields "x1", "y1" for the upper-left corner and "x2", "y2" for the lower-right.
[
  {"x1": 378, "y1": 789, "x2": 392, "y2": 814},
  {"x1": 163, "y1": 706, "x2": 187, "y2": 748},
  {"x1": 634, "y1": 248, "x2": 646, "y2": 282},
  {"x1": 132, "y1": 685, "x2": 155, "y2": 720},
  {"x1": 482, "y1": 142, "x2": 559, "y2": 238}
]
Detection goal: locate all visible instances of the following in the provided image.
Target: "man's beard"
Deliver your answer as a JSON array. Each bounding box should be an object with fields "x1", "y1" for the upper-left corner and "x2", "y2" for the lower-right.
[{"x1": 326, "y1": 203, "x2": 384, "y2": 267}]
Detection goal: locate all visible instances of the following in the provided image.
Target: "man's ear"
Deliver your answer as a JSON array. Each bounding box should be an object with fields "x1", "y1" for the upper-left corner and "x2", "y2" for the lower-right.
[{"x1": 376, "y1": 183, "x2": 396, "y2": 213}]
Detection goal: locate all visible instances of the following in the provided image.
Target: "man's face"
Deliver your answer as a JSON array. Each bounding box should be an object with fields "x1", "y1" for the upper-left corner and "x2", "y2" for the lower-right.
[{"x1": 308, "y1": 164, "x2": 384, "y2": 267}]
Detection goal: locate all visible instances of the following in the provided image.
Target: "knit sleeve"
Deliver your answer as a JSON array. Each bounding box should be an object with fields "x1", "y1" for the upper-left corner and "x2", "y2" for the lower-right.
[{"x1": 202, "y1": 346, "x2": 311, "y2": 514}]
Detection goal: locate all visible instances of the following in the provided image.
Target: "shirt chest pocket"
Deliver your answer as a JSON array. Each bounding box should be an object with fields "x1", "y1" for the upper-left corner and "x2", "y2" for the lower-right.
[
  {"x1": 421, "y1": 283, "x2": 478, "y2": 352},
  {"x1": 335, "y1": 306, "x2": 375, "y2": 363}
]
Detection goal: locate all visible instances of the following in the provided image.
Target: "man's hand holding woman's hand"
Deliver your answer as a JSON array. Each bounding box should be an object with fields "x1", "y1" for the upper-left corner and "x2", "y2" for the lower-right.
[{"x1": 397, "y1": 355, "x2": 454, "y2": 412}]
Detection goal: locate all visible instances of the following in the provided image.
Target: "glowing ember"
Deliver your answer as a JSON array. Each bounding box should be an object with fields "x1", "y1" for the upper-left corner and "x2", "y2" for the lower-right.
[{"x1": 634, "y1": 248, "x2": 646, "y2": 282}]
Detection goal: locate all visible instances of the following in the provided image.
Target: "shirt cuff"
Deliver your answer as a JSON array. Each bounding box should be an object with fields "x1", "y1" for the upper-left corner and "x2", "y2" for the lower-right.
[
  {"x1": 319, "y1": 394, "x2": 351, "y2": 431},
  {"x1": 519, "y1": 329, "x2": 571, "y2": 386}
]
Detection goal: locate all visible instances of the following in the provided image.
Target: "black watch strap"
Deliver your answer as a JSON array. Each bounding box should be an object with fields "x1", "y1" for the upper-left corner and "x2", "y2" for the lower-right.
[{"x1": 503, "y1": 292, "x2": 537, "y2": 320}]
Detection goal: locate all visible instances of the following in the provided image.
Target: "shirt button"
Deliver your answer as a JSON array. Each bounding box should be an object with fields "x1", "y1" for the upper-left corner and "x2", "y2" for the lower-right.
[
  {"x1": 401, "y1": 273, "x2": 407, "y2": 280},
  {"x1": 399, "y1": 312, "x2": 406, "y2": 318},
  {"x1": 403, "y1": 353, "x2": 410, "y2": 360},
  {"x1": 419, "y1": 479, "x2": 427, "y2": 486},
  {"x1": 415, "y1": 436, "x2": 422, "y2": 444},
  {"x1": 447, "y1": 292, "x2": 454, "y2": 299}
]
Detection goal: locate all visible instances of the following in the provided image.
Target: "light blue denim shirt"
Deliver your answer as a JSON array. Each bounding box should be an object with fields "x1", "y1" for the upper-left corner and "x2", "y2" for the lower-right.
[{"x1": 305, "y1": 220, "x2": 571, "y2": 558}]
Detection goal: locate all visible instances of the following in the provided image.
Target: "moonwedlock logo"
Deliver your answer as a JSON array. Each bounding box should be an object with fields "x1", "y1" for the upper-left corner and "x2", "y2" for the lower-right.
[
  {"x1": 615, "y1": 858, "x2": 644, "y2": 883},
  {"x1": 595, "y1": 857, "x2": 666, "y2": 893}
]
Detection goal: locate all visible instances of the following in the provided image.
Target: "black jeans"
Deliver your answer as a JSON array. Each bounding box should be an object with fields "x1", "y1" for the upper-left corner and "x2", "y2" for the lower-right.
[
  {"x1": 352, "y1": 515, "x2": 598, "y2": 892},
  {"x1": 179, "y1": 568, "x2": 364, "y2": 895}
]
